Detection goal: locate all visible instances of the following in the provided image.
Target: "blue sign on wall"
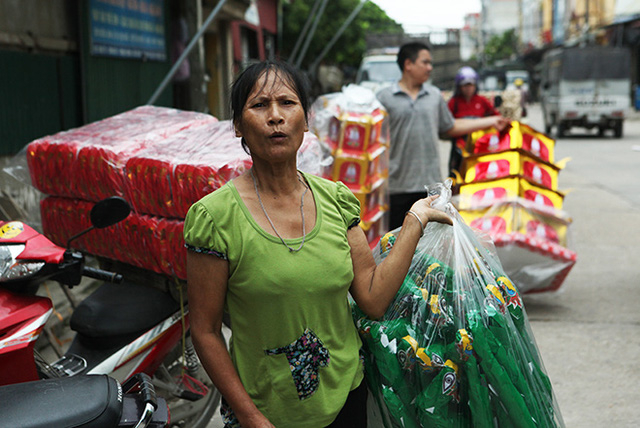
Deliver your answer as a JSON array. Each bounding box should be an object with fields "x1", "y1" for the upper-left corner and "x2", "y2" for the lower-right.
[{"x1": 90, "y1": 0, "x2": 166, "y2": 61}]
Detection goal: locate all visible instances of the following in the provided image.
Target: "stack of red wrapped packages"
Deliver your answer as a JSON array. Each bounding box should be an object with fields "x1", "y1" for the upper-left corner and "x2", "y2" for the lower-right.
[
  {"x1": 30, "y1": 106, "x2": 326, "y2": 280},
  {"x1": 453, "y1": 122, "x2": 576, "y2": 293},
  {"x1": 310, "y1": 85, "x2": 390, "y2": 248},
  {"x1": 123, "y1": 119, "x2": 251, "y2": 218},
  {"x1": 40, "y1": 197, "x2": 188, "y2": 279},
  {"x1": 27, "y1": 106, "x2": 216, "y2": 202}
]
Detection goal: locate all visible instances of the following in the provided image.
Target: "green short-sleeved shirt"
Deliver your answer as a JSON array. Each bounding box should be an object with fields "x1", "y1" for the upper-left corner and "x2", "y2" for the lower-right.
[{"x1": 183, "y1": 172, "x2": 364, "y2": 427}]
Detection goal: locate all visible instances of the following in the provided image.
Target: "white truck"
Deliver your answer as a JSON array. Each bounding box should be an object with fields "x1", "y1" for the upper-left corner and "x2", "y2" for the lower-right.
[
  {"x1": 540, "y1": 46, "x2": 631, "y2": 138},
  {"x1": 355, "y1": 49, "x2": 400, "y2": 94}
]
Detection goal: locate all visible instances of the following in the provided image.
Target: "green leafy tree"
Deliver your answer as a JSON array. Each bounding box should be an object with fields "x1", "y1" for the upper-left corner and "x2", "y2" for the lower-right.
[
  {"x1": 282, "y1": 0, "x2": 403, "y2": 70},
  {"x1": 483, "y1": 29, "x2": 518, "y2": 65}
]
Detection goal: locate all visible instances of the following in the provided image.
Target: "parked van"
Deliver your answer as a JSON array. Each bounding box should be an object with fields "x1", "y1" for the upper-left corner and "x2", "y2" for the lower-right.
[{"x1": 540, "y1": 46, "x2": 631, "y2": 138}]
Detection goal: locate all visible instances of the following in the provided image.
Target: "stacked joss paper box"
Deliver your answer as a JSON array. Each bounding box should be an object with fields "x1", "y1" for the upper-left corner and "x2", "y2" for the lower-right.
[
  {"x1": 453, "y1": 122, "x2": 576, "y2": 293},
  {"x1": 311, "y1": 86, "x2": 390, "y2": 248}
]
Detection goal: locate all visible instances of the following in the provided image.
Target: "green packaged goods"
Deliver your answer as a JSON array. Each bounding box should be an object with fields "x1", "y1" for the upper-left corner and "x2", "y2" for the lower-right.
[
  {"x1": 353, "y1": 180, "x2": 564, "y2": 428},
  {"x1": 380, "y1": 384, "x2": 419, "y2": 428}
]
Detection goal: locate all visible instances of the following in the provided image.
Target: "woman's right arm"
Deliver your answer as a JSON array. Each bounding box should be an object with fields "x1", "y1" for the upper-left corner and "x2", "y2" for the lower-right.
[{"x1": 186, "y1": 251, "x2": 274, "y2": 428}]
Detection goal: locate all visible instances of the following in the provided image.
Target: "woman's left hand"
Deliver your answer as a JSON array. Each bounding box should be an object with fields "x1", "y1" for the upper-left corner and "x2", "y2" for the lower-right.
[{"x1": 409, "y1": 195, "x2": 453, "y2": 226}]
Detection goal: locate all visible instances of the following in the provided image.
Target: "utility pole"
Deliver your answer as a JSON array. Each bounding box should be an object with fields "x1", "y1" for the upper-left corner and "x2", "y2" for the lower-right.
[
  {"x1": 294, "y1": 0, "x2": 329, "y2": 69},
  {"x1": 288, "y1": 0, "x2": 322, "y2": 64},
  {"x1": 479, "y1": 0, "x2": 488, "y2": 69}
]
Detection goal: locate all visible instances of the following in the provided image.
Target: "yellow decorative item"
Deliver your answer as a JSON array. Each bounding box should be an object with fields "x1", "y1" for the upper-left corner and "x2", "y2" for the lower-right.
[
  {"x1": 458, "y1": 176, "x2": 565, "y2": 210},
  {"x1": 462, "y1": 149, "x2": 563, "y2": 191},
  {"x1": 335, "y1": 109, "x2": 388, "y2": 153},
  {"x1": 331, "y1": 145, "x2": 388, "y2": 193},
  {"x1": 458, "y1": 198, "x2": 573, "y2": 247},
  {"x1": 468, "y1": 122, "x2": 556, "y2": 163}
]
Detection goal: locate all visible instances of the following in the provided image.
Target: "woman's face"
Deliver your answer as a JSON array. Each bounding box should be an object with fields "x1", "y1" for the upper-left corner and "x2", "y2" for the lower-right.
[
  {"x1": 236, "y1": 70, "x2": 308, "y2": 163},
  {"x1": 461, "y1": 83, "x2": 476, "y2": 100}
]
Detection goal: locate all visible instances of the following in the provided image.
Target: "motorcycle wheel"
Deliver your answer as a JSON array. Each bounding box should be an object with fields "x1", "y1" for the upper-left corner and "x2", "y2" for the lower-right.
[{"x1": 153, "y1": 333, "x2": 221, "y2": 428}]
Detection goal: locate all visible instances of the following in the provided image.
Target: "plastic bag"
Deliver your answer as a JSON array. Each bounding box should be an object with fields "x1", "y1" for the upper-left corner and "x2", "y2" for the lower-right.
[{"x1": 354, "y1": 180, "x2": 564, "y2": 427}]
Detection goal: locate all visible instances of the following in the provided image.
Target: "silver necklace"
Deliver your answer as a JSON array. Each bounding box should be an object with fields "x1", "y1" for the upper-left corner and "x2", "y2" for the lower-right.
[{"x1": 250, "y1": 168, "x2": 309, "y2": 252}]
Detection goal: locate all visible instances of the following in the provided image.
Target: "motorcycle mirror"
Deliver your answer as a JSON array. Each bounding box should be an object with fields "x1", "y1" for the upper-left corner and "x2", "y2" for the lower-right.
[
  {"x1": 66, "y1": 197, "x2": 131, "y2": 248},
  {"x1": 90, "y1": 197, "x2": 131, "y2": 229}
]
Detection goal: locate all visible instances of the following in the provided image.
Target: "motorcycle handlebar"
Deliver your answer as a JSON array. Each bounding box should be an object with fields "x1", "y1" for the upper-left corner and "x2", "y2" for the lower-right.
[{"x1": 82, "y1": 266, "x2": 123, "y2": 283}]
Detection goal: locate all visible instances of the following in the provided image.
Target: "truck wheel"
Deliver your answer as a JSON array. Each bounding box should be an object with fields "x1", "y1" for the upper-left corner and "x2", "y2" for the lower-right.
[
  {"x1": 597, "y1": 126, "x2": 605, "y2": 137},
  {"x1": 614, "y1": 121, "x2": 623, "y2": 138},
  {"x1": 556, "y1": 122, "x2": 566, "y2": 139},
  {"x1": 544, "y1": 122, "x2": 551, "y2": 135}
]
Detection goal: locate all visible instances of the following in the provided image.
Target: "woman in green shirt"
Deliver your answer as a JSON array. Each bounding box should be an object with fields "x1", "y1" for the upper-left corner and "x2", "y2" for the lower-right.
[{"x1": 184, "y1": 60, "x2": 451, "y2": 428}]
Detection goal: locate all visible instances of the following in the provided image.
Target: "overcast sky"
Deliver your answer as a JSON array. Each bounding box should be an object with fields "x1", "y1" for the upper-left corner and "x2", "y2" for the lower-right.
[{"x1": 371, "y1": 0, "x2": 482, "y2": 33}]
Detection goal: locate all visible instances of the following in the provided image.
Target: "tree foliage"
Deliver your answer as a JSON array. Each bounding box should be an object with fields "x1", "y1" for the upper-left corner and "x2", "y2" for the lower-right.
[
  {"x1": 281, "y1": 0, "x2": 403, "y2": 70},
  {"x1": 483, "y1": 29, "x2": 518, "y2": 66}
]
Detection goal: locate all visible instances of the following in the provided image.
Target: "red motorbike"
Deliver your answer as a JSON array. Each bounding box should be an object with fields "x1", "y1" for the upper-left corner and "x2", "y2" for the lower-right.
[{"x1": 0, "y1": 197, "x2": 220, "y2": 427}]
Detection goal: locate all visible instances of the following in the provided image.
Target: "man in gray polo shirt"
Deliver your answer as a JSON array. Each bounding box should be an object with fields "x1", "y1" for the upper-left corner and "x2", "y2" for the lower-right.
[{"x1": 377, "y1": 42, "x2": 509, "y2": 229}]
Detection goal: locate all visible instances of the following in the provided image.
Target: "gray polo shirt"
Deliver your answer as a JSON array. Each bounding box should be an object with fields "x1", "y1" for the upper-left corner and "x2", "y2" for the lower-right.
[{"x1": 377, "y1": 83, "x2": 455, "y2": 195}]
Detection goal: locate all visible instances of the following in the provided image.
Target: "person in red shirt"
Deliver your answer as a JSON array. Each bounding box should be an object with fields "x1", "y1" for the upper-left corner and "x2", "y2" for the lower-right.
[{"x1": 447, "y1": 66, "x2": 499, "y2": 177}]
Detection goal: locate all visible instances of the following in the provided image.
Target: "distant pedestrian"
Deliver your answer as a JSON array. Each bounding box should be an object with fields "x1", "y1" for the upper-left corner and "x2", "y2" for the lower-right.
[
  {"x1": 447, "y1": 66, "x2": 500, "y2": 177},
  {"x1": 376, "y1": 43, "x2": 510, "y2": 229},
  {"x1": 514, "y1": 77, "x2": 528, "y2": 118}
]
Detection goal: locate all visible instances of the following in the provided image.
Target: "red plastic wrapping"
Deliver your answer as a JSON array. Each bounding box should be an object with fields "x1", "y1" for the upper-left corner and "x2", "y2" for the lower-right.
[
  {"x1": 41, "y1": 197, "x2": 187, "y2": 279},
  {"x1": 492, "y1": 232, "x2": 577, "y2": 294},
  {"x1": 27, "y1": 106, "x2": 329, "y2": 220},
  {"x1": 26, "y1": 106, "x2": 216, "y2": 203},
  {"x1": 123, "y1": 120, "x2": 251, "y2": 218}
]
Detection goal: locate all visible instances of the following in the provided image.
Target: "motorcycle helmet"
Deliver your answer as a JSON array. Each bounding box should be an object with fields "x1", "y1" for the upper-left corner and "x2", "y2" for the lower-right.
[
  {"x1": 455, "y1": 66, "x2": 478, "y2": 87},
  {"x1": 514, "y1": 78, "x2": 524, "y2": 87}
]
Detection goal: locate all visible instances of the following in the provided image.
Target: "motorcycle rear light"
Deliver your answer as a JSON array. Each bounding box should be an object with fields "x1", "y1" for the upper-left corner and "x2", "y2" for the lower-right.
[{"x1": 0, "y1": 244, "x2": 45, "y2": 282}]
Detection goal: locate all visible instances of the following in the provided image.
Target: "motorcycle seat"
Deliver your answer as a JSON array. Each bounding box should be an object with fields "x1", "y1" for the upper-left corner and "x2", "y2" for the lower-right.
[
  {"x1": 71, "y1": 281, "x2": 180, "y2": 339},
  {"x1": 0, "y1": 375, "x2": 121, "y2": 428}
]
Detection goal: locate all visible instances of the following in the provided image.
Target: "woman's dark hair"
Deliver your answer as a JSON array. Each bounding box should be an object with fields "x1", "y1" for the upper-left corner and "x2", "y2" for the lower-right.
[
  {"x1": 396, "y1": 42, "x2": 431, "y2": 71},
  {"x1": 231, "y1": 60, "x2": 311, "y2": 154}
]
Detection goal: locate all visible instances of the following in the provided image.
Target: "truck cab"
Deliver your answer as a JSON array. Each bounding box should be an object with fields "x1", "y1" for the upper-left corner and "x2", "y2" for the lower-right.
[{"x1": 540, "y1": 46, "x2": 631, "y2": 138}]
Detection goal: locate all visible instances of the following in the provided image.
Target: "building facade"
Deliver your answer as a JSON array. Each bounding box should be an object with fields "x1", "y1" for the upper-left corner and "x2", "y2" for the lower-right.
[{"x1": 0, "y1": 0, "x2": 280, "y2": 156}]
